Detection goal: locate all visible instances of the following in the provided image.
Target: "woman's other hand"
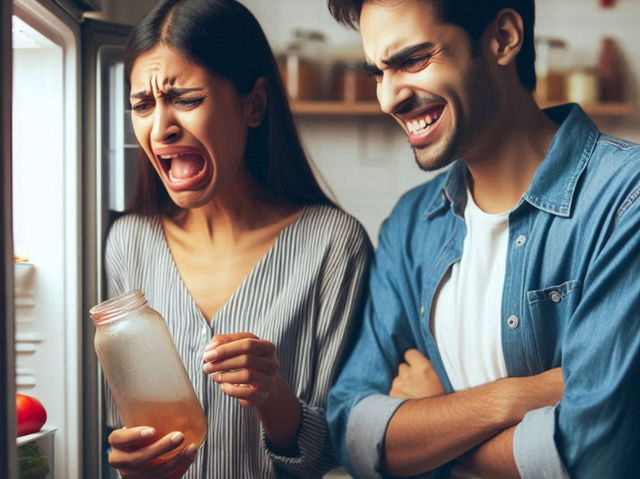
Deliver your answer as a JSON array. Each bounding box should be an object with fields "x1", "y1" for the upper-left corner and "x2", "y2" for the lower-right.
[
  {"x1": 203, "y1": 332, "x2": 301, "y2": 453},
  {"x1": 108, "y1": 426, "x2": 197, "y2": 478},
  {"x1": 389, "y1": 349, "x2": 446, "y2": 399},
  {"x1": 202, "y1": 332, "x2": 280, "y2": 408}
]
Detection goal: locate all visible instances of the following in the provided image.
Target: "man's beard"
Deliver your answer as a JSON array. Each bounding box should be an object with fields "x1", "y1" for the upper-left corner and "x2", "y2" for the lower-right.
[
  {"x1": 410, "y1": 59, "x2": 500, "y2": 172},
  {"x1": 412, "y1": 126, "x2": 462, "y2": 172}
]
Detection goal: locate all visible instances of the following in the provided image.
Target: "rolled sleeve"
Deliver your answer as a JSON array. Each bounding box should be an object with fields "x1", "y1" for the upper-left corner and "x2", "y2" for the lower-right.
[
  {"x1": 346, "y1": 394, "x2": 407, "y2": 478},
  {"x1": 513, "y1": 406, "x2": 568, "y2": 479},
  {"x1": 263, "y1": 402, "x2": 331, "y2": 476}
]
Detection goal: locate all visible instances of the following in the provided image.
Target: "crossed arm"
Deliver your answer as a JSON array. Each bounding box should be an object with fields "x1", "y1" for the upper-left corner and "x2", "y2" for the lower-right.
[{"x1": 385, "y1": 349, "x2": 564, "y2": 478}]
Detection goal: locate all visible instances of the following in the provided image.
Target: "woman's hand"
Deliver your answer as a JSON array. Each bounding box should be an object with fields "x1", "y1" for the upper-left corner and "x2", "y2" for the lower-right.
[
  {"x1": 202, "y1": 332, "x2": 280, "y2": 407},
  {"x1": 389, "y1": 349, "x2": 446, "y2": 399},
  {"x1": 203, "y1": 332, "x2": 301, "y2": 453},
  {"x1": 108, "y1": 426, "x2": 197, "y2": 478}
]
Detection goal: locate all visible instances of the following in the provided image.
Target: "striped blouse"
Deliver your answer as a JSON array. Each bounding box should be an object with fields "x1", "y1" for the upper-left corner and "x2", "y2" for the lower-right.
[{"x1": 104, "y1": 205, "x2": 371, "y2": 478}]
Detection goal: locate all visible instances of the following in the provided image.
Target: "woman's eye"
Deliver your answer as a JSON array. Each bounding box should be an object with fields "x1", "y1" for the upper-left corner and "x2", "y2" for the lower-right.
[
  {"x1": 175, "y1": 98, "x2": 205, "y2": 108},
  {"x1": 132, "y1": 103, "x2": 152, "y2": 113},
  {"x1": 403, "y1": 55, "x2": 431, "y2": 73}
]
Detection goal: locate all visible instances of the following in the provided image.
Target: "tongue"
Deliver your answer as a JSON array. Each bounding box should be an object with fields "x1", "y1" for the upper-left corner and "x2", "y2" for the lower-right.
[{"x1": 170, "y1": 154, "x2": 204, "y2": 179}]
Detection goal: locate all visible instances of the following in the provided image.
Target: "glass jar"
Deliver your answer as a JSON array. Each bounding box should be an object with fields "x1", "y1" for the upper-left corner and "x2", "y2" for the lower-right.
[
  {"x1": 332, "y1": 59, "x2": 377, "y2": 102},
  {"x1": 535, "y1": 37, "x2": 568, "y2": 103},
  {"x1": 90, "y1": 290, "x2": 207, "y2": 463},
  {"x1": 277, "y1": 29, "x2": 326, "y2": 101},
  {"x1": 567, "y1": 67, "x2": 599, "y2": 104}
]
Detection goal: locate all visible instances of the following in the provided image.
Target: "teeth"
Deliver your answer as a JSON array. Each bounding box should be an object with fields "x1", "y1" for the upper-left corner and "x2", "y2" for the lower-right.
[
  {"x1": 406, "y1": 111, "x2": 441, "y2": 134},
  {"x1": 158, "y1": 152, "x2": 197, "y2": 159}
]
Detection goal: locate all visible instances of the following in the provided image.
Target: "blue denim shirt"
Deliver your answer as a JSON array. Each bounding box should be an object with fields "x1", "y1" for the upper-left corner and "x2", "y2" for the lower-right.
[{"x1": 327, "y1": 104, "x2": 640, "y2": 478}]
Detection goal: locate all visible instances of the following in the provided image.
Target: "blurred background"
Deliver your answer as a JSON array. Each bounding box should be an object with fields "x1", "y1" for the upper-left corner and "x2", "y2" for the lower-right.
[{"x1": 87, "y1": 0, "x2": 640, "y2": 241}]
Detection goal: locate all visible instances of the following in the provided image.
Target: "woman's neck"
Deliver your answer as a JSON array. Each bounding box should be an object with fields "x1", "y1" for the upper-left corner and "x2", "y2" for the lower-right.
[{"x1": 165, "y1": 172, "x2": 299, "y2": 247}]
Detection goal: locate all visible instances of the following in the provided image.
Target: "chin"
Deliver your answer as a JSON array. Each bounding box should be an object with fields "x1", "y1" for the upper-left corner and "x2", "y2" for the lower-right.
[
  {"x1": 413, "y1": 143, "x2": 458, "y2": 172},
  {"x1": 165, "y1": 190, "x2": 210, "y2": 210}
]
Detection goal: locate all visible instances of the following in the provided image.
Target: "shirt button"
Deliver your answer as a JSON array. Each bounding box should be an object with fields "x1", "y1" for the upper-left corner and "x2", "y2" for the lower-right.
[
  {"x1": 515, "y1": 235, "x2": 527, "y2": 247},
  {"x1": 507, "y1": 315, "x2": 520, "y2": 329},
  {"x1": 420, "y1": 306, "x2": 426, "y2": 315},
  {"x1": 549, "y1": 291, "x2": 562, "y2": 303}
]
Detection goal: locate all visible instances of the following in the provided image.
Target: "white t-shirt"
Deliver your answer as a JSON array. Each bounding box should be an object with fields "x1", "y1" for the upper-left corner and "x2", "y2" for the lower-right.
[
  {"x1": 430, "y1": 188, "x2": 510, "y2": 392},
  {"x1": 430, "y1": 189, "x2": 512, "y2": 478}
]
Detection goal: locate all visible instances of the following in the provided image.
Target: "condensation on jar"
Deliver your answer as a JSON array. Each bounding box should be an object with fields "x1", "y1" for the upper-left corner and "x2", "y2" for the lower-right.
[{"x1": 90, "y1": 290, "x2": 207, "y2": 463}]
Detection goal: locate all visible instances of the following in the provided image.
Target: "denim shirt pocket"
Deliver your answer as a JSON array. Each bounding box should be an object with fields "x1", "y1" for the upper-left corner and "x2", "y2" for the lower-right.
[{"x1": 526, "y1": 280, "x2": 582, "y2": 369}]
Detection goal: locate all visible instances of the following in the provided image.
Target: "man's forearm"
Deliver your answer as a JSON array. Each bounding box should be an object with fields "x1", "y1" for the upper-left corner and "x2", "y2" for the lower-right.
[
  {"x1": 458, "y1": 426, "x2": 519, "y2": 479},
  {"x1": 383, "y1": 369, "x2": 562, "y2": 477},
  {"x1": 383, "y1": 379, "x2": 519, "y2": 476}
]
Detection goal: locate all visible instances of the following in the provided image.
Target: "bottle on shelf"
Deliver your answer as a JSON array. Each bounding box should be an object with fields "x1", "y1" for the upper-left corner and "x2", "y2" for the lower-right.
[
  {"x1": 597, "y1": 37, "x2": 626, "y2": 102},
  {"x1": 534, "y1": 36, "x2": 568, "y2": 104}
]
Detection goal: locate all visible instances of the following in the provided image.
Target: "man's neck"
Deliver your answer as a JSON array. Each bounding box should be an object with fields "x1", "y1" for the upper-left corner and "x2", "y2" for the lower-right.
[{"x1": 464, "y1": 92, "x2": 559, "y2": 214}]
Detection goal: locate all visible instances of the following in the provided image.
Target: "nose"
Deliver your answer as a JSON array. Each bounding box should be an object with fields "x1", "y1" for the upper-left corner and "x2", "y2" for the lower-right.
[
  {"x1": 377, "y1": 73, "x2": 413, "y2": 115},
  {"x1": 150, "y1": 103, "x2": 180, "y2": 143}
]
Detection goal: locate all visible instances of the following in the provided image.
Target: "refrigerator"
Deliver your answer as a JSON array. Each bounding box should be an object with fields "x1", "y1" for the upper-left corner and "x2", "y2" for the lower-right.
[{"x1": 1, "y1": 0, "x2": 134, "y2": 477}]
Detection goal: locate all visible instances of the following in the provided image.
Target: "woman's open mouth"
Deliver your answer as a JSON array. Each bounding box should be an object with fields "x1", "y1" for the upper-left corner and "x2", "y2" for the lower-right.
[
  {"x1": 403, "y1": 104, "x2": 446, "y2": 147},
  {"x1": 154, "y1": 147, "x2": 212, "y2": 192}
]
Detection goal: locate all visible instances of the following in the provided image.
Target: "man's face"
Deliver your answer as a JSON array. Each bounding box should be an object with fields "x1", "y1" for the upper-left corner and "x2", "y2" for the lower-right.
[{"x1": 360, "y1": 0, "x2": 500, "y2": 171}]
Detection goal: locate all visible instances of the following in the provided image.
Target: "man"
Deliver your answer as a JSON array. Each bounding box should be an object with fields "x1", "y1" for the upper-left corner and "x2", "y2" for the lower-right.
[{"x1": 326, "y1": 0, "x2": 640, "y2": 478}]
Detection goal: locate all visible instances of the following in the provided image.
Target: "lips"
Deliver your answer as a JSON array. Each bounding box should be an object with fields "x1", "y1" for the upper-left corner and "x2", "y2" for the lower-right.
[
  {"x1": 153, "y1": 146, "x2": 212, "y2": 192},
  {"x1": 401, "y1": 104, "x2": 446, "y2": 147}
]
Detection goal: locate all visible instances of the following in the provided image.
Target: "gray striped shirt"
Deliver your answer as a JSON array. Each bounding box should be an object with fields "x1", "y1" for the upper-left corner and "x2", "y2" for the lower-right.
[{"x1": 104, "y1": 205, "x2": 371, "y2": 478}]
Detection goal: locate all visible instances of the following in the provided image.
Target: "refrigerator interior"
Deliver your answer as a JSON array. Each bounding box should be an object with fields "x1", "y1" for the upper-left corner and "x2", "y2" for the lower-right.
[{"x1": 11, "y1": 2, "x2": 82, "y2": 477}]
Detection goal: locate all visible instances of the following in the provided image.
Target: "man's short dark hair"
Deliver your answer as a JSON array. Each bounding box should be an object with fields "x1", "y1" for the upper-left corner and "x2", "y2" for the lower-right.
[{"x1": 327, "y1": 0, "x2": 536, "y2": 91}]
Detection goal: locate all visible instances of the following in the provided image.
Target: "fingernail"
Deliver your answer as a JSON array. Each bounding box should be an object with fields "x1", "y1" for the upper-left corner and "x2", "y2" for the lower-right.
[
  {"x1": 170, "y1": 432, "x2": 184, "y2": 445},
  {"x1": 205, "y1": 340, "x2": 220, "y2": 351},
  {"x1": 203, "y1": 349, "x2": 218, "y2": 361},
  {"x1": 140, "y1": 427, "x2": 156, "y2": 438},
  {"x1": 183, "y1": 444, "x2": 197, "y2": 456},
  {"x1": 210, "y1": 372, "x2": 222, "y2": 382}
]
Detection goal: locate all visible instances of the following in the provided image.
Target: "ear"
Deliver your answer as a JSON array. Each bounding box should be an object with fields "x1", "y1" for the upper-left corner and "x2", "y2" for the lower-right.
[
  {"x1": 487, "y1": 8, "x2": 524, "y2": 67},
  {"x1": 244, "y1": 77, "x2": 268, "y2": 127}
]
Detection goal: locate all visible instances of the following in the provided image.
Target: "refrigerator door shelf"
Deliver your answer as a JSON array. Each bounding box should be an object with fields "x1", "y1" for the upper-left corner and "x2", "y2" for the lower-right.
[
  {"x1": 17, "y1": 427, "x2": 57, "y2": 479},
  {"x1": 14, "y1": 262, "x2": 35, "y2": 308}
]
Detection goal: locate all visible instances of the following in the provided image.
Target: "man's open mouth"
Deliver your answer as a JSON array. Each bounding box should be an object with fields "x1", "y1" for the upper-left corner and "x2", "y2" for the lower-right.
[{"x1": 405, "y1": 104, "x2": 445, "y2": 136}]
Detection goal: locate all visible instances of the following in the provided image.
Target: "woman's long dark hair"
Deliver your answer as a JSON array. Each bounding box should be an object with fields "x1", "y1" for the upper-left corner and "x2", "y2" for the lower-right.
[{"x1": 125, "y1": 0, "x2": 334, "y2": 215}]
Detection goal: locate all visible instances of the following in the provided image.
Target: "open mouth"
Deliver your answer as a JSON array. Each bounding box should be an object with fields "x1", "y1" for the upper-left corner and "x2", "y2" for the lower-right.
[
  {"x1": 154, "y1": 148, "x2": 211, "y2": 192},
  {"x1": 403, "y1": 104, "x2": 446, "y2": 146}
]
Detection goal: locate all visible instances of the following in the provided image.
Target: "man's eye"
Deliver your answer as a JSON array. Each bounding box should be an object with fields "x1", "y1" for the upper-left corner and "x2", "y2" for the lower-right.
[
  {"x1": 371, "y1": 72, "x2": 383, "y2": 84},
  {"x1": 403, "y1": 55, "x2": 431, "y2": 73}
]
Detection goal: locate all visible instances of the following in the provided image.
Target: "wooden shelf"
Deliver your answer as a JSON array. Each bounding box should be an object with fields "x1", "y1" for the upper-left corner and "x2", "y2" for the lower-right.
[
  {"x1": 291, "y1": 100, "x2": 635, "y2": 117},
  {"x1": 291, "y1": 101, "x2": 381, "y2": 115}
]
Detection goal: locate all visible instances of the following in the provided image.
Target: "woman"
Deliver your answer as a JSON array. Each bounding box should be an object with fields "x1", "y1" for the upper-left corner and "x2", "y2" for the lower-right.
[{"x1": 104, "y1": 0, "x2": 371, "y2": 477}]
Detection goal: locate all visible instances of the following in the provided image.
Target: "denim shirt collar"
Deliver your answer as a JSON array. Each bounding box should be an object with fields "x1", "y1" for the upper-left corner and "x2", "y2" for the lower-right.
[{"x1": 424, "y1": 104, "x2": 599, "y2": 219}]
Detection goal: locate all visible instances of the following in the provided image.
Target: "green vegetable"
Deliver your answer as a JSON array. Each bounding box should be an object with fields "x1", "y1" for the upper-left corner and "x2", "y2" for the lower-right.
[{"x1": 18, "y1": 442, "x2": 50, "y2": 479}]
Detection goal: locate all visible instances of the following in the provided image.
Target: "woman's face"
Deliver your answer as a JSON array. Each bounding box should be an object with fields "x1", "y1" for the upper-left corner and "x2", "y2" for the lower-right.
[{"x1": 129, "y1": 44, "x2": 258, "y2": 209}]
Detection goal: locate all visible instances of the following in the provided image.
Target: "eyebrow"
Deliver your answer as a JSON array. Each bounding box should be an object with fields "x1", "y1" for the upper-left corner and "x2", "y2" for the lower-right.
[
  {"x1": 130, "y1": 87, "x2": 205, "y2": 100},
  {"x1": 364, "y1": 42, "x2": 436, "y2": 75}
]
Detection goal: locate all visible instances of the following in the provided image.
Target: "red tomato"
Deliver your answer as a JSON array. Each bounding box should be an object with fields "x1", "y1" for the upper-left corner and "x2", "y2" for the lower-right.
[{"x1": 16, "y1": 393, "x2": 47, "y2": 437}]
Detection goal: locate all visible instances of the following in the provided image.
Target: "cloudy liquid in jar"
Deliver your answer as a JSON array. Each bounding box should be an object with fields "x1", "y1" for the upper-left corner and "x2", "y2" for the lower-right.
[{"x1": 122, "y1": 397, "x2": 207, "y2": 464}]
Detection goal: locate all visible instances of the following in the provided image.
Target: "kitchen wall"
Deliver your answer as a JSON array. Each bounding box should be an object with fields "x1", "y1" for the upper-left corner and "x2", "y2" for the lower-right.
[
  {"x1": 244, "y1": 0, "x2": 640, "y2": 242},
  {"x1": 90, "y1": 0, "x2": 640, "y2": 242}
]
